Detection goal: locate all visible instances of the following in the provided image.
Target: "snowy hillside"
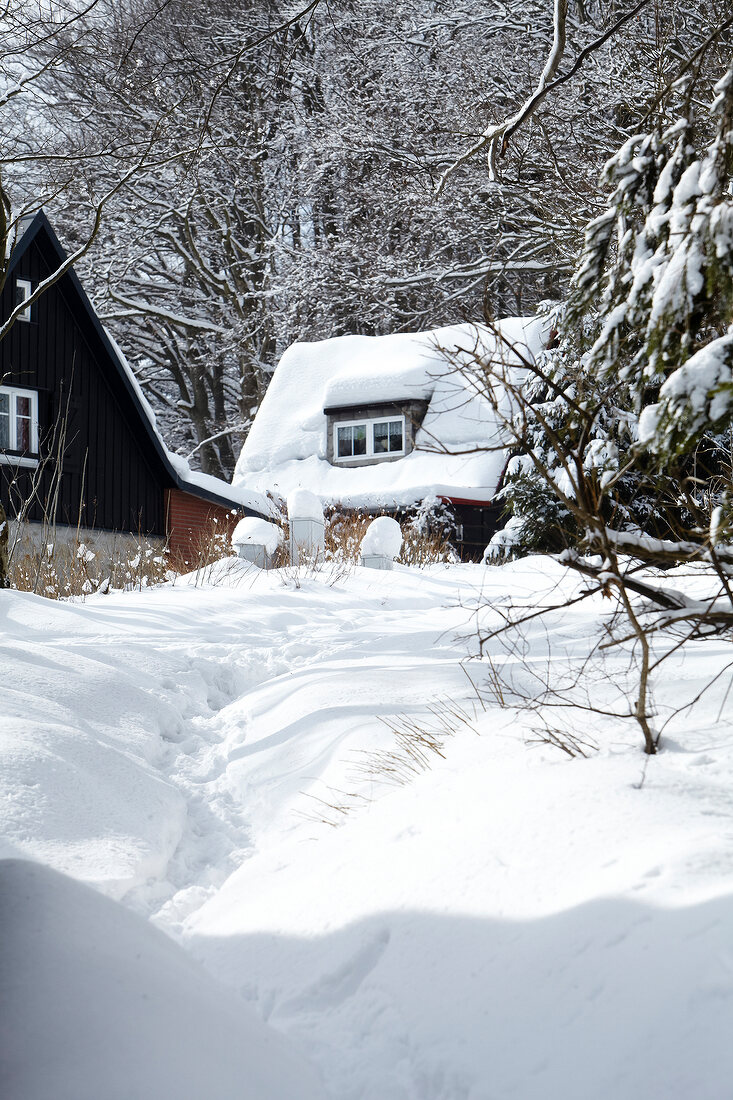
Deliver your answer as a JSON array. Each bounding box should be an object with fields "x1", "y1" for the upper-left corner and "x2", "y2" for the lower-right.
[{"x1": 3, "y1": 557, "x2": 733, "y2": 1098}]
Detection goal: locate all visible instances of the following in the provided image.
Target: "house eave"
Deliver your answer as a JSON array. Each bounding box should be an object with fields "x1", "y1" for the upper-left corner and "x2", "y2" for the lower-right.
[{"x1": 170, "y1": 477, "x2": 264, "y2": 517}]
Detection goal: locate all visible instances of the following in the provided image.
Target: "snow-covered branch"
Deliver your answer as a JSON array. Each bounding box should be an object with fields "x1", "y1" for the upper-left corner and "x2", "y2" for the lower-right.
[{"x1": 437, "y1": 0, "x2": 652, "y2": 193}]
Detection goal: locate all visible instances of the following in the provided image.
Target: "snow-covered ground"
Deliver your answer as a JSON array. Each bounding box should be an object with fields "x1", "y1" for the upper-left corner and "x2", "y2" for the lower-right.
[{"x1": 3, "y1": 557, "x2": 733, "y2": 1098}]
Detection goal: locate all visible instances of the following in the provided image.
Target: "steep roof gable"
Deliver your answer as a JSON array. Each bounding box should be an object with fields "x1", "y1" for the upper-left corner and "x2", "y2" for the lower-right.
[{"x1": 6, "y1": 211, "x2": 270, "y2": 518}]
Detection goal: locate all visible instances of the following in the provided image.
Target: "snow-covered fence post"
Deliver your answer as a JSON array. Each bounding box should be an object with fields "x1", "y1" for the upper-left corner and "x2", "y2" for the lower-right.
[
  {"x1": 360, "y1": 516, "x2": 402, "y2": 570},
  {"x1": 287, "y1": 490, "x2": 325, "y2": 565},
  {"x1": 231, "y1": 517, "x2": 282, "y2": 569}
]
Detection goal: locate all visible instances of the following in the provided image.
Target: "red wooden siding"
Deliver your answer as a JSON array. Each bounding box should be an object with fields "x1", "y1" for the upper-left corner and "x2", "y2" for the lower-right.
[{"x1": 166, "y1": 489, "x2": 239, "y2": 565}]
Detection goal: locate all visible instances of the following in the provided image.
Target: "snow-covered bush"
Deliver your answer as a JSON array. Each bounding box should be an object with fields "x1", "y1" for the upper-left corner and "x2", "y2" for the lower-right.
[
  {"x1": 494, "y1": 65, "x2": 733, "y2": 563},
  {"x1": 476, "y1": 64, "x2": 733, "y2": 755}
]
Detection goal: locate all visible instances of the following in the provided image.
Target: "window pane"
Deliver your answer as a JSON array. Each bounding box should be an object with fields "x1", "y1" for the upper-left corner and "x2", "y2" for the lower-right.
[
  {"x1": 353, "y1": 425, "x2": 367, "y2": 456},
  {"x1": 15, "y1": 280, "x2": 31, "y2": 321},
  {"x1": 0, "y1": 393, "x2": 9, "y2": 449},
  {"x1": 16, "y1": 417, "x2": 31, "y2": 453},
  {"x1": 16, "y1": 417, "x2": 31, "y2": 451},
  {"x1": 373, "y1": 421, "x2": 388, "y2": 453},
  {"x1": 388, "y1": 420, "x2": 403, "y2": 452},
  {"x1": 337, "y1": 425, "x2": 353, "y2": 457},
  {"x1": 15, "y1": 396, "x2": 33, "y2": 452}
]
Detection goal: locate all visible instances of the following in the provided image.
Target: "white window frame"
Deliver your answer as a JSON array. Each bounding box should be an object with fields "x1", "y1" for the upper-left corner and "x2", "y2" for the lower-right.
[
  {"x1": 15, "y1": 278, "x2": 32, "y2": 322},
  {"x1": 333, "y1": 414, "x2": 406, "y2": 462},
  {"x1": 0, "y1": 385, "x2": 40, "y2": 466}
]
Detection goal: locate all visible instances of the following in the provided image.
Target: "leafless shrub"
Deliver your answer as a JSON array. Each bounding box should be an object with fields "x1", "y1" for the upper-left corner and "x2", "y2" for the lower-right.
[
  {"x1": 525, "y1": 725, "x2": 598, "y2": 759},
  {"x1": 9, "y1": 527, "x2": 173, "y2": 598},
  {"x1": 298, "y1": 787, "x2": 372, "y2": 829},
  {"x1": 178, "y1": 522, "x2": 241, "y2": 587},
  {"x1": 324, "y1": 501, "x2": 458, "y2": 567},
  {"x1": 298, "y1": 697, "x2": 483, "y2": 830},
  {"x1": 324, "y1": 509, "x2": 371, "y2": 563}
]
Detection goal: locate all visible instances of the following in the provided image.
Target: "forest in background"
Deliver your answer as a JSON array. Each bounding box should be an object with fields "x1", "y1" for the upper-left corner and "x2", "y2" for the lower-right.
[{"x1": 1, "y1": 1, "x2": 731, "y2": 477}]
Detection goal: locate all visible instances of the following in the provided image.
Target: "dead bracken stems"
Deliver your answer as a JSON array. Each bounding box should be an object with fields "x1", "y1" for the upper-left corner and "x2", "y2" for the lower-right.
[{"x1": 352, "y1": 699, "x2": 480, "y2": 790}]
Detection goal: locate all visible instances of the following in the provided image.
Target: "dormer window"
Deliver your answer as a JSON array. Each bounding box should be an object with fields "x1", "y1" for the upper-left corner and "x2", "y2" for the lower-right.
[
  {"x1": 15, "y1": 278, "x2": 32, "y2": 322},
  {"x1": 334, "y1": 415, "x2": 406, "y2": 462},
  {"x1": 325, "y1": 399, "x2": 428, "y2": 466},
  {"x1": 373, "y1": 419, "x2": 403, "y2": 454},
  {"x1": 0, "y1": 385, "x2": 39, "y2": 462}
]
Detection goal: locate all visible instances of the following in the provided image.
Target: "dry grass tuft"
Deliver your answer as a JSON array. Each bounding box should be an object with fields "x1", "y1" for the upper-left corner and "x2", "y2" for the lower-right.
[
  {"x1": 324, "y1": 499, "x2": 458, "y2": 567},
  {"x1": 353, "y1": 698, "x2": 479, "y2": 787},
  {"x1": 9, "y1": 532, "x2": 173, "y2": 598}
]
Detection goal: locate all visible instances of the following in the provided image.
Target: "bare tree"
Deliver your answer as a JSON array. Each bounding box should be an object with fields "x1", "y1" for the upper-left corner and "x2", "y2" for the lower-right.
[
  {"x1": 0, "y1": 0, "x2": 251, "y2": 570},
  {"x1": 436, "y1": 56, "x2": 733, "y2": 754}
]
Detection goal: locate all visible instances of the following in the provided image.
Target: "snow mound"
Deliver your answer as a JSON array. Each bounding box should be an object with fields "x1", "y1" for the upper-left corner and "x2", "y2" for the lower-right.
[
  {"x1": 360, "y1": 516, "x2": 402, "y2": 558},
  {"x1": 233, "y1": 316, "x2": 546, "y2": 507},
  {"x1": 287, "y1": 488, "x2": 324, "y2": 522},
  {"x1": 231, "y1": 517, "x2": 283, "y2": 554},
  {"x1": 0, "y1": 859, "x2": 326, "y2": 1100}
]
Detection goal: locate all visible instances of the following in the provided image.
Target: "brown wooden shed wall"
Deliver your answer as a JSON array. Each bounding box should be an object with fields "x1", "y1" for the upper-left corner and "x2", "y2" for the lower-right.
[{"x1": 166, "y1": 488, "x2": 239, "y2": 566}]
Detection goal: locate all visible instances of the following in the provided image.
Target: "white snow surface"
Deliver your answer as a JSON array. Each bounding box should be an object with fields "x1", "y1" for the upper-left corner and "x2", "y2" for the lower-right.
[
  {"x1": 287, "y1": 488, "x2": 324, "y2": 522},
  {"x1": 0, "y1": 859, "x2": 326, "y2": 1100},
  {"x1": 234, "y1": 317, "x2": 545, "y2": 507},
  {"x1": 360, "y1": 515, "x2": 402, "y2": 558},
  {"x1": 3, "y1": 558, "x2": 733, "y2": 1098},
  {"x1": 231, "y1": 516, "x2": 283, "y2": 554}
]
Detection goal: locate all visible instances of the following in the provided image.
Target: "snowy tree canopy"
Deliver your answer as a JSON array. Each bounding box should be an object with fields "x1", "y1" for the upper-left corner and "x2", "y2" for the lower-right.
[{"x1": 5, "y1": 1, "x2": 730, "y2": 473}]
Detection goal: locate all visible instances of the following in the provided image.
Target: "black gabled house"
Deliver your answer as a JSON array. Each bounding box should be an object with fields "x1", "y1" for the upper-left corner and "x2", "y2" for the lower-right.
[{"x1": 0, "y1": 211, "x2": 268, "y2": 559}]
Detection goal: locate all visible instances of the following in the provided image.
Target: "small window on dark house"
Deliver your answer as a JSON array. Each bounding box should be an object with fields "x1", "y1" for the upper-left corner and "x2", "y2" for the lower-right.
[
  {"x1": 15, "y1": 279, "x2": 32, "y2": 322},
  {"x1": 0, "y1": 386, "x2": 39, "y2": 457}
]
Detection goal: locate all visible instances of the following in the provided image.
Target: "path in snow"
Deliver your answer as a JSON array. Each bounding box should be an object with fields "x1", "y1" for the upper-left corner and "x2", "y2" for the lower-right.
[
  {"x1": 131, "y1": 564, "x2": 490, "y2": 933},
  {"x1": 0, "y1": 561, "x2": 489, "y2": 930},
  {"x1": 6, "y1": 557, "x2": 733, "y2": 1099}
]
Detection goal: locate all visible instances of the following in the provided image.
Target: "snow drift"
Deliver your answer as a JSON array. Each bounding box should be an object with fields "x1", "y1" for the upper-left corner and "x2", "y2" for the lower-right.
[{"x1": 0, "y1": 859, "x2": 326, "y2": 1100}]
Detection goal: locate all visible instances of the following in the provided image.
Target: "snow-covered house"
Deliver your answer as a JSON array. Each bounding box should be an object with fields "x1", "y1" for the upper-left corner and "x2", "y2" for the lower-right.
[
  {"x1": 1, "y1": 211, "x2": 274, "y2": 560},
  {"x1": 233, "y1": 318, "x2": 545, "y2": 557}
]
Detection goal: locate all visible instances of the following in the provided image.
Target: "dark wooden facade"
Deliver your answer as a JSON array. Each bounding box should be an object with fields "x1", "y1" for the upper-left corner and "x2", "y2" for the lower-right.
[
  {"x1": 0, "y1": 212, "x2": 264, "y2": 546},
  {"x1": 446, "y1": 498, "x2": 505, "y2": 561}
]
